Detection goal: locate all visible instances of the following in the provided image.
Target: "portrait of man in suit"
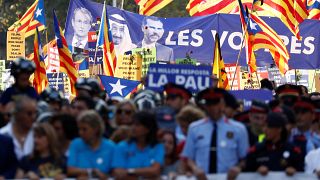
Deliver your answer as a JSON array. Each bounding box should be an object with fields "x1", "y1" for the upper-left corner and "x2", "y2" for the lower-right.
[
  {"x1": 139, "y1": 16, "x2": 174, "y2": 62},
  {"x1": 69, "y1": 7, "x2": 93, "y2": 49}
]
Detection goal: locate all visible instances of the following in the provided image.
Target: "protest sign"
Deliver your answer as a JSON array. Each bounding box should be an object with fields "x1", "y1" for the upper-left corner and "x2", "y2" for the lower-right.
[
  {"x1": 230, "y1": 89, "x2": 273, "y2": 110},
  {"x1": 46, "y1": 45, "x2": 60, "y2": 73},
  {"x1": 132, "y1": 48, "x2": 156, "y2": 77},
  {"x1": 146, "y1": 64, "x2": 212, "y2": 93},
  {"x1": 115, "y1": 54, "x2": 142, "y2": 81},
  {"x1": 47, "y1": 73, "x2": 64, "y2": 91},
  {"x1": 88, "y1": 31, "x2": 103, "y2": 65},
  {"x1": 6, "y1": 31, "x2": 25, "y2": 60},
  {"x1": 0, "y1": 60, "x2": 5, "y2": 90},
  {"x1": 176, "y1": 58, "x2": 197, "y2": 65}
]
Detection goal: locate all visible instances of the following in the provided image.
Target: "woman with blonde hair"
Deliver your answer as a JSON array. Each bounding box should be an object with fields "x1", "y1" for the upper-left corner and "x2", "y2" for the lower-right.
[
  {"x1": 67, "y1": 110, "x2": 114, "y2": 179},
  {"x1": 17, "y1": 123, "x2": 66, "y2": 179}
]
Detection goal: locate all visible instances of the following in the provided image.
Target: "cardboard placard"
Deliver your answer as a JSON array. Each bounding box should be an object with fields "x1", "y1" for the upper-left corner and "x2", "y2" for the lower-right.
[
  {"x1": 115, "y1": 54, "x2": 142, "y2": 81},
  {"x1": 6, "y1": 31, "x2": 25, "y2": 60},
  {"x1": 132, "y1": 48, "x2": 156, "y2": 77}
]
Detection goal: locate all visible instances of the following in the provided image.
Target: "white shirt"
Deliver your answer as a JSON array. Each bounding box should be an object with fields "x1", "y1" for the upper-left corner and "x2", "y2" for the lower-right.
[
  {"x1": 141, "y1": 41, "x2": 156, "y2": 49},
  {"x1": 72, "y1": 36, "x2": 87, "y2": 49},
  {"x1": 305, "y1": 148, "x2": 320, "y2": 174},
  {"x1": 0, "y1": 122, "x2": 34, "y2": 160}
]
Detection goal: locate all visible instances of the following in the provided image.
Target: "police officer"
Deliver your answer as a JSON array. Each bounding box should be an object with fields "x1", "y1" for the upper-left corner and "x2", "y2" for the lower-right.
[
  {"x1": 247, "y1": 100, "x2": 269, "y2": 146},
  {"x1": 0, "y1": 58, "x2": 38, "y2": 106},
  {"x1": 181, "y1": 87, "x2": 249, "y2": 179},
  {"x1": 244, "y1": 112, "x2": 304, "y2": 176},
  {"x1": 289, "y1": 97, "x2": 316, "y2": 157}
]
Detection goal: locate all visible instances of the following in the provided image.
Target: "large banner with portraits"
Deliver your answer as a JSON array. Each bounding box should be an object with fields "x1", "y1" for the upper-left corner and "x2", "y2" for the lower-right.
[{"x1": 65, "y1": 0, "x2": 320, "y2": 69}]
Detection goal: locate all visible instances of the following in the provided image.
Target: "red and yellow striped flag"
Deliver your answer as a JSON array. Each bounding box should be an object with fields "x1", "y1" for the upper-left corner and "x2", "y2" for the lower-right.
[
  {"x1": 53, "y1": 10, "x2": 78, "y2": 96},
  {"x1": 186, "y1": 0, "x2": 257, "y2": 16},
  {"x1": 307, "y1": 0, "x2": 320, "y2": 19},
  {"x1": 32, "y1": 27, "x2": 48, "y2": 94},
  {"x1": 213, "y1": 33, "x2": 230, "y2": 90},
  {"x1": 96, "y1": 2, "x2": 117, "y2": 76},
  {"x1": 8, "y1": 0, "x2": 45, "y2": 38},
  {"x1": 136, "y1": 0, "x2": 173, "y2": 16},
  {"x1": 254, "y1": 0, "x2": 308, "y2": 40}
]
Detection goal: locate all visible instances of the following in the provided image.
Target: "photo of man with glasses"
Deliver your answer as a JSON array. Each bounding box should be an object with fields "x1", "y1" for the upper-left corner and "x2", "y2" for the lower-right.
[
  {"x1": 68, "y1": 7, "x2": 93, "y2": 49},
  {"x1": 138, "y1": 16, "x2": 174, "y2": 62}
]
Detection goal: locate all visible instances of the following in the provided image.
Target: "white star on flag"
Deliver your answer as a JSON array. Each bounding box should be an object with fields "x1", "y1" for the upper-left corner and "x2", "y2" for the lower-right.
[
  {"x1": 250, "y1": 19, "x2": 257, "y2": 30},
  {"x1": 35, "y1": 8, "x2": 43, "y2": 17},
  {"x1": 109, "y1": 80, "x2": 126, "y2": 96}
]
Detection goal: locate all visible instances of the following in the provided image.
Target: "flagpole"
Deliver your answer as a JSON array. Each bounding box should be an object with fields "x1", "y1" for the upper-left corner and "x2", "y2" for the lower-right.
[
  {"x1": 231, "y1": 33, "x2": 246, "y2": 90},
  {"x1": 255, "y1": 71, "x2": 260, "y2": 88},
  {"x1": 311, "y1": 69, "x2": 317, "y2": 92}
]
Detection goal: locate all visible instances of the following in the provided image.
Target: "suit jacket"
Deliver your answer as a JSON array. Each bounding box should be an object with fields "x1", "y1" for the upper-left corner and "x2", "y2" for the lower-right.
[
  {"x1": 65, "y1": 33, "x2": 88, "y2": 50},
  {"x1": 137, "y1": 42, "x2": 174, "y2": 62}
]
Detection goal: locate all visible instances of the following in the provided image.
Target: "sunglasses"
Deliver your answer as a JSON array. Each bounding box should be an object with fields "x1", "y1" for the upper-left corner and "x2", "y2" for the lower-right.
[{"x1": 116, "y1": 109, "x2": 132, "y2": 116}]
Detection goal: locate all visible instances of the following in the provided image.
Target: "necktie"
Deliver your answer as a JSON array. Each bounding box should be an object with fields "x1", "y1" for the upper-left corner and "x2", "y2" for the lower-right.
[
  {"x1": 75, "y1": 40, "x2": 82, "y2": 48},
  {"x1": 209, "y1": 122, "x2": 217, "y2": 173}
]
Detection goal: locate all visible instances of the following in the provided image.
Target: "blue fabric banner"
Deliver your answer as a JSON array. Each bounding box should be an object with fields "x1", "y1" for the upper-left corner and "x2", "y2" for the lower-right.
[
  {"x1": 146, "y1": 63, "x2": 212, "y2": 93},
  {"x1": 230, "y1": 89, "x2": 273, "y2": 110},
  {"x1": 65, "y1": 0, "x2": 320, "y2": 69}
]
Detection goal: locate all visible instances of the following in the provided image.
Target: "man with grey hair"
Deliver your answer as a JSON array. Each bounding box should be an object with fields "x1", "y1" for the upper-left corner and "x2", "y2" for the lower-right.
[
  {"x1": 0, "y1": 96, "x2": 37, "y2": 160},
  {"x1": 69, "y1": 7, "x2": 93, "y2": 49},
  {"x1": 138, "y1": 16, "x2": 174, "y2": 62}
]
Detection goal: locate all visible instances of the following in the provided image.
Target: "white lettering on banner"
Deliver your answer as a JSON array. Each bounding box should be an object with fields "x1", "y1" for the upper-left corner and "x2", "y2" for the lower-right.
[
  {"x1": 165, "y1": 29, "x2": 315, "y2": 55},
  {"x1": 228, "y1": 32, "x2": 242, "y2": 50},
  {"x1": 303, "y1": 37, "x2": 315, "y2": 55},
  {"x1": 190, "y1": 29, "x2": 203, "y2": 47},
  {"x1": 165, "y1": 31, "x2": 176, "y2": 45},
  {"x1": 166, "y1": 29, "x2": 204, "y2": 47},
  {"x1": 291, "y1": 36, "x2": 301, "y2": 54},
  {"x1": 178, "y1": 29, "x2": 189, "y2": 46},
  {"x1": 148, "y1": 74, "x2": 168, "y2": 87}
]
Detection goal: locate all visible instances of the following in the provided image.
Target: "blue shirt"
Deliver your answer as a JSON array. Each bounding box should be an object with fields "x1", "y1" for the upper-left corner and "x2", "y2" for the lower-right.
[
  {"x1": 112, "y1": 141, "x2": 164, "y2": 168},
  {"x1": 182, "y1": 116, "x2": 249, "y2": 173},
  {"x1": 67, "y1": 138, "x2": 115, "y2": 173}
]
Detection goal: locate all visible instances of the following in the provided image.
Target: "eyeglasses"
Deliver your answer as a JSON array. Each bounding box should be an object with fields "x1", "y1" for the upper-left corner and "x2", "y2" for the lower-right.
[{"x1": 116, "y1": 109, "x2": 132, "y2": 116}]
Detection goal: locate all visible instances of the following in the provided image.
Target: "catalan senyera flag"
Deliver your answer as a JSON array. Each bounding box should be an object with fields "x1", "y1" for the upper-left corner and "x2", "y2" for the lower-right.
[
  {"x1": 254, "y1": 0, "x2": 308, "y2": 40},
  {"x1": 238, "y1": 0, "x2": 257, "y2": 73},
  {"x1": 8, "y1": 0, "x2": 46, "y2": 38},
  {"x1": 186, "y1": 0, "x2": 257, "y2": 16},
  {"x1": 53, "y1": 10, "x2": 78, "y2": 96},
  {"x1": 307, "y1": 0, "x2": 320, "y2": 19},
  {"x1": 96, "y1": 2, "x2": 117, "y2": 76},
  {"x1": 241, "y1": 7, "x2": 290, "y2": 75},
  {"x1": 33, "y1": 27, "x2": 48, "y2": 94},
  {"x1": 213, "y1": 33, "x2": 230, "y2": 90},
  {"x1": 138, "y1": 0, "x2": 173, "y2": 15}
]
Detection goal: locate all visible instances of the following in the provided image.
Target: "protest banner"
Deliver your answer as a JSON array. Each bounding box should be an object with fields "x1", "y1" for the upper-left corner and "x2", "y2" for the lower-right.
[
  {"x1": 132, "y1": 48, "x2": 156, "y2": 77},
  {"x1": 6, "y1": 31, "x2": 25, "y2": 60},
  {"x1": 225, "y1": 63, "x2": 241, "y2": 90},
  {"x1": 47, "y1": 73, "x2": 64, "y2": 91},
  {"x1": 146, "y1": 63, "x2": 212, "y2": 93},
  {"x1": 87, "y1": 31, "x2": 103, "y2": 65},
  {"x1": 114, "y1": 54, "x2": 142, "y2": 81},
  {"x1": 229, "y1": 89, "x2": 273, "y2": 110},
  {"x1": 46, "y1": 45, "x2": 60, "y2": 73},
  {"x1": 64, "y1": 1, "x2": 320, "y2": 70}
]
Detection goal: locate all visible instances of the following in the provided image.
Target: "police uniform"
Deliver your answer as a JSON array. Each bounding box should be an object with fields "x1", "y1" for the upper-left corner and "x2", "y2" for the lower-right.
[
  {"x1": 245, "y1": 112, "x2": 304, "y2": 172},
  {"x1": 246, "y1": 101, "x2": 269, "y2": 146},
  {"x1": 182, "y1": 88, "x2": 249, "y2": 173},
  {"x1": 289, "y1": 97, "x2": 316, "y2": 157}
]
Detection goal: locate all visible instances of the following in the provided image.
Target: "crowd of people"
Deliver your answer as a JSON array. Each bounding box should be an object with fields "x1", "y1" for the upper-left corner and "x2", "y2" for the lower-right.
[{"x1": 1, "y1": 58, "x2": 320, "y2": 179}]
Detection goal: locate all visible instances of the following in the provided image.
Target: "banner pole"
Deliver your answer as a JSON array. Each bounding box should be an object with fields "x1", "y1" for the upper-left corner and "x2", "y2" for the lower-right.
[{"x1": 231, "y1": 34, "x2": 245, "y2": 90}]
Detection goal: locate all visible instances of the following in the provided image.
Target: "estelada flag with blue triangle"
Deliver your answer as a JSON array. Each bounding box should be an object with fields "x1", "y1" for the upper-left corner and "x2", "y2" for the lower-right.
[{"x1": 99, "y1": 75, "x2": 141, "y2": 97}]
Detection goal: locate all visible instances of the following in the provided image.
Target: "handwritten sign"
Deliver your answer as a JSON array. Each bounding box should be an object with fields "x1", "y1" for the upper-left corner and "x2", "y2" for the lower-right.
[
  {"x1": 115, "y1": 54, "x2": 142, "y2": 81},
  {"x1": 6, "y1": 31, "x2": 25, "y2": 60},
  {"x1": 176, "y1": 58, "x2": 197, "y2": 65},
  {"x1": 132, "y1": 48, "x2": 156, "y2": 77}
]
